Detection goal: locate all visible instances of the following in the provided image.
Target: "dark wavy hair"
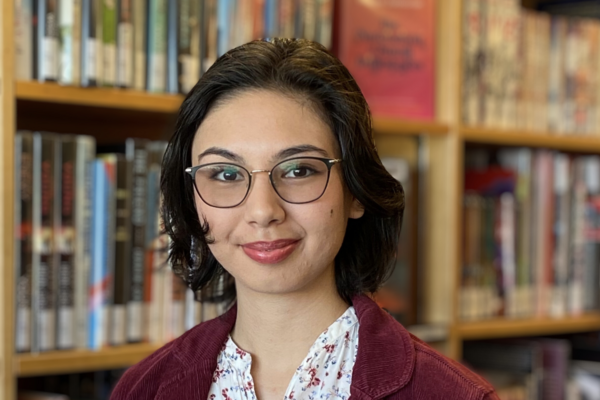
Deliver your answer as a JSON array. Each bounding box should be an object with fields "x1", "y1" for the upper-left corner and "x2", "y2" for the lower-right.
[{"x1": 161, "y1": 38, "x2": 404, "y2": 304}]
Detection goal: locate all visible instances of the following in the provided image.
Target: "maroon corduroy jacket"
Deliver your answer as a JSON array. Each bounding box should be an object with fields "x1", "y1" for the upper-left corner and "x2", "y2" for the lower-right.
[{"x1": 111, "y1": 295, "x2": 499, "y2": 400}]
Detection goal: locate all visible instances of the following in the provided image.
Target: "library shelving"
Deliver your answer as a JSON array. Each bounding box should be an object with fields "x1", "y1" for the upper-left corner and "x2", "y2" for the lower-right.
[
  {"x1": 3, "y1": 0, "x2": 600, "y2": 398},
  {"x1": 15, "y1": 344, "x2": 162, "y2": 378},
  {"x1": 456, "y1": 313, "x2": 600, "y2": 341},
  {"x1": 15, "y1": 81, "x2": 183, "y2": 113}
]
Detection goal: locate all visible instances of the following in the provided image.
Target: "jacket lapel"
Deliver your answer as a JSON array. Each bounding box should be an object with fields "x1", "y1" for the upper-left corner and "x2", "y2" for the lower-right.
[
  {"x1": 350, "y1": 295, "x2": 416, "y2": 400},
  {"x1": 157, "y1": 303, "x2": 238, "y2": 400}
]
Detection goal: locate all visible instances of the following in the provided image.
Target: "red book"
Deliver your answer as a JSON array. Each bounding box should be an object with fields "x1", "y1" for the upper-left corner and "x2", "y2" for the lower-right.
[{"x1": 335, "y1": 0, "x2": 435, "y2": 120}]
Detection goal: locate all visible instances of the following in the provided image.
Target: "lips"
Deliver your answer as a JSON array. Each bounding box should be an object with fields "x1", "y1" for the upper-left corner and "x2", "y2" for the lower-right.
[{"x1": 241, "y1": 239, "x2": 300, "y2": 264}]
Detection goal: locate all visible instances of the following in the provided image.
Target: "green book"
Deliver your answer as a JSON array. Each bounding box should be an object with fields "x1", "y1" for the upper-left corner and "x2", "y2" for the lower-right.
[{"x1": 102, "y1": 0, "x2": 117, "y2": 86}]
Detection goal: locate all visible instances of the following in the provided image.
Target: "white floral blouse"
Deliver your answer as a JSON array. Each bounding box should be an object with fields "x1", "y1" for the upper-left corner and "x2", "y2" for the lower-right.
[{"x1": 207, "y1": 306, "x2": 359, "y2": 400}]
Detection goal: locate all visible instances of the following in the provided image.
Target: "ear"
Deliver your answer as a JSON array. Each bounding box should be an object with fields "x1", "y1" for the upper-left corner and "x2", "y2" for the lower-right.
[{"x1": 349, "y1": 197, "x2": 365, "y2": 219}]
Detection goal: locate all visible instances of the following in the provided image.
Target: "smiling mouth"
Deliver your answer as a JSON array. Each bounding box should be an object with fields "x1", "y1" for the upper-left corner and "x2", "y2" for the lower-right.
[{"x1": 241, "y1": 239, "x2": 300, "y2": 264}]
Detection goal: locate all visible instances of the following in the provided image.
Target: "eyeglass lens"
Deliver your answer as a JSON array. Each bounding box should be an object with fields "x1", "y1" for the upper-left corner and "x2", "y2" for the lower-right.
[{"x1": 193, "y1": 158, "x2": 332, "y2": 207}]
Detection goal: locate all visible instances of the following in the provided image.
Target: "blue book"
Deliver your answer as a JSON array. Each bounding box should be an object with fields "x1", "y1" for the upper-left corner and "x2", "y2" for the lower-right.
[
  {"x1": 89, "y1": 159, "x2": 110, "y2": 350},
  {"x1": 216, "y1": 0, "x2": 230, "y2": 56}
]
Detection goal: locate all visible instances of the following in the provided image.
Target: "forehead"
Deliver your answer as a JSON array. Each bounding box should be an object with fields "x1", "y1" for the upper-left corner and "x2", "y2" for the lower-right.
[{"x1": 192, "y1": 90, "x2": 339, "y2": 159}]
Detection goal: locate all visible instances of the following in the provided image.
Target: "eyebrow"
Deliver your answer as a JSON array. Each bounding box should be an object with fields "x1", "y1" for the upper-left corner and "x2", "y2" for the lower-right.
[
  {"x1": 273, "y1": 145, "x2": 330, "y2": 161},
  {"x1": 197, "y1": 144, "x2": 331, "y2": 164},
  {"x1": 197, "y1": 147, "x2": 246, "y2": 164}
]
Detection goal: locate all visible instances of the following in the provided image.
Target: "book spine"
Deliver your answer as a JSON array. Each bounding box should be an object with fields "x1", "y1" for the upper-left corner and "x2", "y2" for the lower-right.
[
  {"x1": 316, "y1": 0, "x2": 333, "y2": 49},
  {"x1": 132, "y1": 0, "x2": 147, "y2": 90},
  {"x1": 216, "y1": 0, "x2": 230, "y2": 57},
  {"x1": 548, "y1": 17, "x2": 566, "y2": 134},
  {"x1": 146, "y1": 0, "x2": 167, "y2": 92},
  {"x1": 81, "y1": 0, "x2": 99, "y2": 86},
  {"x1": 35, "y1": 134, "x2": 59, "y2": 352},
  {"x1": 116, "y1": 0, "x2": 134, "y2": 87},
  {"x1": 74, "y1": 136, "x2": 95, "y2": 349},
  {"x1": 203, "y1": 0, "x2": 217, "y2": 73},
  {"x1": 38, "y1": 0, "x2": 60, "y2": 82},
  {"x1": 462, "y1": 0, "x2": 481, "y2": 125},
  {"x1": 59, "y1": 0, "x2": 75, "y2": 84},
  {"x1": 15, "y1": 0, "x2": 34, "y2": 80},
  {"x1": 166, "y1": 0, "x2": 178, "y2": 93},
  {"x1": 126, "y1": 139, "x2": 148, "y2": 343},
  {"x1": 550, "y1": 153, "x2": 570, "y2": 318},
  {"x1": 102, "y1": 0, "x2": 117, "y2": 86},
  {"x1": 100, "y1": 155, "x2": 117, "y2": 348},
  {"x1": 15, "y1": 132, "x2": 34, "y2": 353},
  {"x1": 110, "y1": 154, "x2": 131, "y2": 346},
  {"x1": 178, "y1": 0, "x2": 192, "y2": 93},
  {"x1": 56, "y1": 137, "x2": 76, "y2": 349},
  {"x1": 89, "y1": 158, "x2": 110, "y2": 350},
  {"x1": 192, "y1": 0, "x2": 203, "y2": 80},
  {"x1": 72, "y1": 0, "x2": 82, "y2": 84}
]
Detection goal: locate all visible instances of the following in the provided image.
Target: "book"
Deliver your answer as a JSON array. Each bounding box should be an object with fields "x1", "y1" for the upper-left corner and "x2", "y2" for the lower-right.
[
  {"x1": 32, "y1": 133, "x2": 60, "y2": 352},
  {"x1": 132, "y1": 0, "x2": 147, "y2": 90},
  {"x1": 59, "y1": 0, "x2": 82, "y2": 85},
  {"x1": 125, "y1": 138, "x2": 149, "y2": 343},
  {"x1": 15, "y1": 132, "x2": 35, "y2": 353},
  {"x1": 89, "y1": 158, "x2": 111, "y2": 350},
  {"x1": 116, "y1": 0, "x2": 134, "y2": 88},
  {"x1": 81, "y1": 0, "x2": 100, "y2": 86},
  {"x1": 146, "y1": 0, "x2": 167, "y2": 92},
  {"x1": 37, "y1": 0, "x2": 60, "y2": 82},
  {"x1": 166, "y1": 0, "x2": 178, "y2": 94},
  {"x1": 102, "y1": 0, "x2": 118, "y2": 86},
  {"x1": 336, "y1": 0, "x2": 436, "y2": 120},
  {"x1": 110, "y1": 154, "x2": 131, "y2": 346},
  {"x1": 73, "y1": 135, "x2": 95, "y2": 350},
  {"x1": 56, "y1": 136, "x2": 77, "y2": 349},
  {"x1": 15, "y1": 0, "x2": 34, "y2": 80}
]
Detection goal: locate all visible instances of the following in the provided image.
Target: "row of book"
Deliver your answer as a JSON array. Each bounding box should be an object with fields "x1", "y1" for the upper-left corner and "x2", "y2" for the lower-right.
[
  {"x1": 14, "y1": 132, "x2": 225, "y2": 353},
  {"x1": 461, "y1": 148, "x2": 600, "y2": 321},
  {"x1": 462, "y1": 0, "x2": 600, "y2": 135},
  {"x1": 14, "y1": 0, "x2": 334, "y2": 93},
  {"x1": 463, "y1": 334, "x2": 600, "y2": 400}
]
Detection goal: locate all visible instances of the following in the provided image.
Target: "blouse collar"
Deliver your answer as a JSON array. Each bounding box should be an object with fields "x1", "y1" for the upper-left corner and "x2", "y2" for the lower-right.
[{"x1": 171, "y1": 294, "x2": 415, "y2": 400}]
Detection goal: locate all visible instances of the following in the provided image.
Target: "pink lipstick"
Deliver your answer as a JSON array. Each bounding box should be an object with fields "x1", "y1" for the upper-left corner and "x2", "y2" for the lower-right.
[{"x1": 241, "y1": 239, "x2": 299, "y2": 264}]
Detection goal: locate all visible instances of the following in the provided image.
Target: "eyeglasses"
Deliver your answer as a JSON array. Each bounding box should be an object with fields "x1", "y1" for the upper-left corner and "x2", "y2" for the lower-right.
[{"x1": 185, "y1": 157, "x2": 343, "y2": 208}]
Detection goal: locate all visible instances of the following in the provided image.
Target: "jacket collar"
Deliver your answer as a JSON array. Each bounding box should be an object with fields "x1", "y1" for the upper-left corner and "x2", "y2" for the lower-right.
[
  {"x1": 168, "y1": 294, "x2": 415, "y2": 400},
  {"x1": 350, "y1": 294, "x2": 415, "y2": 399}
]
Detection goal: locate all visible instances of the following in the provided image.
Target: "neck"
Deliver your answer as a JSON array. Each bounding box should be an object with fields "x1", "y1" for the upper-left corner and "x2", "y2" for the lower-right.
[{"x1": 230, "y1": 276, "x2": 348, "y2": 364}]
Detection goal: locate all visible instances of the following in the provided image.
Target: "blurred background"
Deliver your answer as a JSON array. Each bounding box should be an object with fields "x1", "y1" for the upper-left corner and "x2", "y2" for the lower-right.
[{"x1": 3, "y1": 0, "x2": 600, "y2": 398}]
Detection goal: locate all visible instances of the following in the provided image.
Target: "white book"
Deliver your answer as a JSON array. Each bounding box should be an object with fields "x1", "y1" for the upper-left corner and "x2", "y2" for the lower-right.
[{"x1": 15, "y1": 0, "x2": 33, "y2": 80}]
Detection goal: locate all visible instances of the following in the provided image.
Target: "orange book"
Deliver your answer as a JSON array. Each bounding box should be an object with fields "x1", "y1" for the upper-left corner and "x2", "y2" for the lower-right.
[{"x1": 336, "y1": 0, "x2": 435, "y2": 119}]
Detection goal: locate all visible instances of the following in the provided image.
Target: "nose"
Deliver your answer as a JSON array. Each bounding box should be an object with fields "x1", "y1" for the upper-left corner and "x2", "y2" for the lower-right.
[{"x1": 243, "y1": 171, "x2": 285, "y2": 227}]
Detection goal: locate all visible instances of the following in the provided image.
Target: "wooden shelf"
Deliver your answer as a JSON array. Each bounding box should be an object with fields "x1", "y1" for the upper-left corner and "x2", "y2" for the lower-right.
[
  {"x1": 373, "y1": 117, "x2": 449, "y2": 136},
  {"x1": 460, "y1": 126, "x2": 600, "y2": 152},
  {"x1": 456, "y1": 313, "x2": 600, "y2": 340},
  {"x1": 15, "y1": 343, "x2": 162, "y2": 377},
  {"x1": 15, "y1": 81, "x2": 183, "y2": 113}
]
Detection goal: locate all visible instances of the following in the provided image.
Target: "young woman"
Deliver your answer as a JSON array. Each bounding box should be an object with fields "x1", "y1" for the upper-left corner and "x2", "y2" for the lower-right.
[{"x1": 112, "y1": 38, "x2": 499, "y2": 400}]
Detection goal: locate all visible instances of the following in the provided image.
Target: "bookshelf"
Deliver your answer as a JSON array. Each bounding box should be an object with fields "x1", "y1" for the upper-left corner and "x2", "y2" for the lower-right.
[
  {"x1": 15, "y1": 81, "x2": 183, "y2": 113},
  {"x1": 2, "y1": 0, "x2": 600, "y2": 398},
  {"x1": 456, "y1": 313, "x2": 600, "y2": 340},
  {"x1": 15, "y1": 344, "x2": 162, "y2": 377}
]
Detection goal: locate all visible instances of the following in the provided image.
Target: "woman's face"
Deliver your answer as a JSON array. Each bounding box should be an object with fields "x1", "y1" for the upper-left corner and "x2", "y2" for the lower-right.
[{"x1": 190, "y1": 89, "x2": 364, "y2": 298}]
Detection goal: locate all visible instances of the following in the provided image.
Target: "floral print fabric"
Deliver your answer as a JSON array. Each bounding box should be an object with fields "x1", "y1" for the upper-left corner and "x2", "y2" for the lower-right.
[{"x1": 208, "y1": 306, "x2": 359, "y2": 400}]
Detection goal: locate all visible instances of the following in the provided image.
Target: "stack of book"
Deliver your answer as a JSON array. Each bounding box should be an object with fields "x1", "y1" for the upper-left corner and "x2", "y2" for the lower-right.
[
  {"x1": 13, "y1": 0, "x2": 334, "y2": 94},
  {"x1": 14, "y1": 132, "x2": 221, "y2": 353},
  {"x1": 462, "y1": 0, "x2": 600, "y2": 135},
  {"x1": 460, "y1": 147, "x2": 600, "y2": 321}
]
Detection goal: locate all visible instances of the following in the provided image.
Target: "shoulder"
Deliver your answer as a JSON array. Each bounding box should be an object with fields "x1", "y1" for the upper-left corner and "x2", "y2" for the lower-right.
[
  {"x1": 351, "y1": 295, "x2": 498, "y2": 400},
  {"x1": 111, "y1": 313, "x2": 234, "y2": 400},
  {"x1": 403, "y1": 333, "x2": 500, "y2": 400}
]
